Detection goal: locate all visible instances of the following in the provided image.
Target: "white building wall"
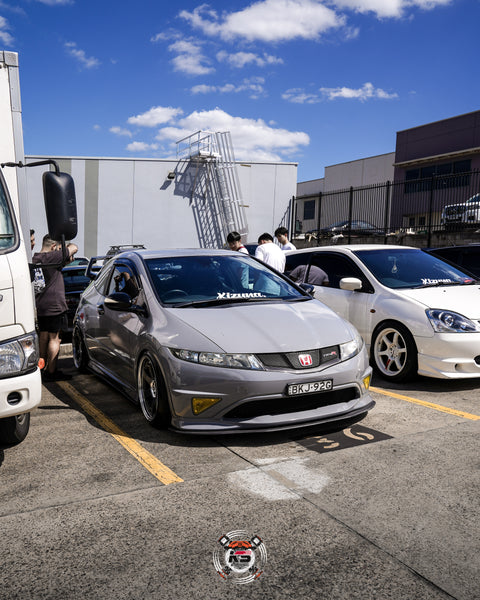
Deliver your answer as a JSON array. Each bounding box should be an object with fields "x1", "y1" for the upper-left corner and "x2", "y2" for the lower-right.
[{"x1": 25, "y1": 156, "x2": 297, "y2": 256}]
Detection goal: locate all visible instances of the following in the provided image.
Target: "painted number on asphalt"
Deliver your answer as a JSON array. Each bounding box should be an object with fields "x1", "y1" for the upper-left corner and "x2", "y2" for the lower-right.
[{"x1": 295, "y1": 424, "x2": 393, "y2": 454}]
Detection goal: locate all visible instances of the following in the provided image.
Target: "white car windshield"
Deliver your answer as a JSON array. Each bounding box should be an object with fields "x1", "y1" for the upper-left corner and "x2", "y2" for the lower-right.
[
  {"x1": 354, "y1": 248, "x2": 476, "y2": 289},
  {"x1": 146, "y1": 254, "x2": 307, "y2": 306}
]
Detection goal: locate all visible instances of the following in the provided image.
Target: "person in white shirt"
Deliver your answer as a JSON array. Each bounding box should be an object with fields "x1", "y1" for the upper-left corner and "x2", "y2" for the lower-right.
[
  {"x1": 275, "y1": 226, "x2": 296, "y2": 251},
  {"x1": 254, "y1": 232, "x2": 285, "y2": 272},
  {"x1": 226, "y1": 231, "x2": 249, "y2": 254}
]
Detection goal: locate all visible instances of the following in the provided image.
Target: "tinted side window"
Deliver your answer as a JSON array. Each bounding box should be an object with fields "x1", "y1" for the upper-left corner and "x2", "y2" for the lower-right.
[
  {"x1": 108, "y1": 263, "x2": 140, "y2": 300},
  {"x1": 310, "y1": 253, "x2": 373, "y2": 291},
  {"x1": 284, "y1": 252, "x2": 312, "y2": 276}
]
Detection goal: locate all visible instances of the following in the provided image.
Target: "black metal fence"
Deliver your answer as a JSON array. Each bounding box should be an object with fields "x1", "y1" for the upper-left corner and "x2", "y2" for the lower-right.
[{"x1": 295, "y1": 169, "x2": 480, "y2": 246}]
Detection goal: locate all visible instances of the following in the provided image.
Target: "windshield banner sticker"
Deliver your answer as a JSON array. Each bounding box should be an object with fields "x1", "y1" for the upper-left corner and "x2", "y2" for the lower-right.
[
  {"x1": 421, "y1": 278, "x2": 453, "y2": 285},
  {"x1": 216, "y1": 292, "x2": 266, "y2": 299}
]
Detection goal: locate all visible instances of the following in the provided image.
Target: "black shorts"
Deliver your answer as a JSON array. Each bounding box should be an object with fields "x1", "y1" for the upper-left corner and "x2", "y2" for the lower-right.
[{"x1": 37, "y1": 312, "x2": 68, "y2": 333}]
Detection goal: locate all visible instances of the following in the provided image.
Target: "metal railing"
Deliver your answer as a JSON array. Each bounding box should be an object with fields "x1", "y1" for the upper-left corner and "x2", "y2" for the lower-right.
[{"x1": 296, "y1": 170, "x2": 480, "y2": 246}]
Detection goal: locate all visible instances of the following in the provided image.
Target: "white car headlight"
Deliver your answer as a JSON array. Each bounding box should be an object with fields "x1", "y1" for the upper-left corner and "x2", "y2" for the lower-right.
[
  {"x1": 339, "y1": 331, "x2": 363, "y2": 361},
  {"x1": 426, "y1": 309, "x2": 480, "y2": 333},
  {"x1": 0, "y1": 332, "x2": 39, "y2": 377},
  {"x1": 170, "y1": 348, "x2": 264, "y2": 370}
]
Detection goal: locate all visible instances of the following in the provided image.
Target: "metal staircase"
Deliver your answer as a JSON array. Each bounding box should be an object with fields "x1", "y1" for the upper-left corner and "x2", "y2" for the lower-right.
[{"x1": 176, "y1": 131, "x2": 248, "y2": 247}]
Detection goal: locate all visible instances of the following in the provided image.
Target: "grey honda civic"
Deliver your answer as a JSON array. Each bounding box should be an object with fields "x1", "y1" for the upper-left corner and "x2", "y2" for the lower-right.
[{"x1": 72, "y1": 249, "x2": 374, "y2": 433}]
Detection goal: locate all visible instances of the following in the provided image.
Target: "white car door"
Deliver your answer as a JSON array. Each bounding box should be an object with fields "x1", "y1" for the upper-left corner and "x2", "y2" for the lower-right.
[{"x1": 308, "y1": 251, "x2": 374, "y2": 342}]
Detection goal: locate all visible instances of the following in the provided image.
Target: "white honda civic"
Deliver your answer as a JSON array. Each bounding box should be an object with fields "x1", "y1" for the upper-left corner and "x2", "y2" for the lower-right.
[{"x1": 285, "y1": 245, "x2": 480, "y2": 381}]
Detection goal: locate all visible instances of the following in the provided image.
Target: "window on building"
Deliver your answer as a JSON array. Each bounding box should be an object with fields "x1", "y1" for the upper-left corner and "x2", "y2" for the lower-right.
[
  {"x1": 303, "y1": 199, "x2": 315, "y2": 220},
  {"x1": 404, "y1": 159, "x2": 471, "y2": 193}
]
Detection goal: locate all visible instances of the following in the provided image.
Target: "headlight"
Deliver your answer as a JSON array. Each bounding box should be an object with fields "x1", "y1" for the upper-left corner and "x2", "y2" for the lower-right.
[
  {"x1": 426, "y1": 309, "x2": 480, "y2": 333},
  {"x1": 339, "y1": 331, "x2": 363, "y2": 361},
  {"x1": 170, "y1": 348, "x2": 264, "y2": 370},
  {"x1": 0, "y1": 332, "x2": 39, "y2": 378}
]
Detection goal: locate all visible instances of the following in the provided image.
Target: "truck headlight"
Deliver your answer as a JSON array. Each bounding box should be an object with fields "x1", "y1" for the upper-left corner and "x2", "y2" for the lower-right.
[
  {"x1": 426, "y1": 309, "x2": 480, "y2": 333},
  {"x1": 0, "y1": 332, "x2": 39, "y2": 378}
]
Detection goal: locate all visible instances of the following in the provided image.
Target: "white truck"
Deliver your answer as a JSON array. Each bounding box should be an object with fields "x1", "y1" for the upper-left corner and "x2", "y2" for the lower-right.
[{"x1": 0, "y1": 51, "x2": 77, "y2": 447}]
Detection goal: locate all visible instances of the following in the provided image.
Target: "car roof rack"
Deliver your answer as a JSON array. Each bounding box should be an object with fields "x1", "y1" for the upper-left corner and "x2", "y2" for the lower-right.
[{"x1": 105, "y1": 244, "x2": 146, "y2": 257}]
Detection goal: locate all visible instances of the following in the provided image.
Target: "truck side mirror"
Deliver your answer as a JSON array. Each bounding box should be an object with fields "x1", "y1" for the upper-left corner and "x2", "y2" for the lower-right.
[{"x1": 43, "y1": 171, "x2": 78, "y2": 240}]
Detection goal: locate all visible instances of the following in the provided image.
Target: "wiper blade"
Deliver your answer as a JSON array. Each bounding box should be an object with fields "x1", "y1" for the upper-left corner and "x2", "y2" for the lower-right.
[{"x1": 173, "y1": 296, "x2": 301, "y2": 308}]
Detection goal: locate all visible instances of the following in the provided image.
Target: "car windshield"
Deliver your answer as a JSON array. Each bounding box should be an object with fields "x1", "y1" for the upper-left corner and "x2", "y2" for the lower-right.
[
  {"x1": 354, "y1": 248, "x2": 475, "y2": 289},
  {"x1": 0, "y1": 176, "x2": 16, "y2": 251},
  {"x1": 146, "y1": 254, "x2": 306, "y2": 306}
]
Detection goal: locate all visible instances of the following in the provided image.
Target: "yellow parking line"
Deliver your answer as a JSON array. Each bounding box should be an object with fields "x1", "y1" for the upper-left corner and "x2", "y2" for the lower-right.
[
  {"x1": 57, "y1": 381, "x2": 183, "y2": 485},
  {"x1": 370, "y1": 386, "x2": 480, "y2": 421}
]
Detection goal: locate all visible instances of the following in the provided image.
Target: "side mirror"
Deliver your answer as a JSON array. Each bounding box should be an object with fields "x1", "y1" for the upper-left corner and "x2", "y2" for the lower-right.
[
  {"x1": 43, "y1": 171, "x2": 77, "y2": 240},
  {"x1": 339, "y1": 277, "x2": 363, "y2": 291},
  {"x1": 299, "y1": 283, "x2": 315, "y2": 296},
  {"x1": 105, "y1": 292, "x2": 133, "y2": 311}
]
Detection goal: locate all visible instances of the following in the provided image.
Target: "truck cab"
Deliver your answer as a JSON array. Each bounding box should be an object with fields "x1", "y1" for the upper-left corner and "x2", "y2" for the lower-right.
[{"x1": 0, "y1": 50, "x2": 77, "y2": 446}]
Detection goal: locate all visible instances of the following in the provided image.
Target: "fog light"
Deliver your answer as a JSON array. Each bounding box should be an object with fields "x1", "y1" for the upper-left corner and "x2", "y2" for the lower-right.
[
  {"x1": 363, "y1": 374, "x2": 371, "y2": 389},
  {"x1": 192, "y1": 397, "x2": 221, "y2": 415}
]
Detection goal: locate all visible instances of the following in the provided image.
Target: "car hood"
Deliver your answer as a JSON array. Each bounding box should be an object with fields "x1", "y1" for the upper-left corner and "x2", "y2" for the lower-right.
[
  {"x1": 399, "y1": 284, "x2": 480, "y2": 318},
  {"x1": 168, "y1": 300, "x2": 356, "y2": 354}
]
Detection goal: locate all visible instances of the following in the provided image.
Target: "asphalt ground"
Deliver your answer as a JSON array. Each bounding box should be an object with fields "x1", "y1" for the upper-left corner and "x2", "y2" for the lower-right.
[{"x1": 0, "y1": 353, "x2": 479, "y2": 600}]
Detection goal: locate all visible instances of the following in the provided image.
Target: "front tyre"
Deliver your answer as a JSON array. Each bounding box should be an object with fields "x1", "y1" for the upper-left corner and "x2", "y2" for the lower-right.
[
  {"x1": 371, "y1": 321, "x2": 417, "y2": 382},
  {"x1": 72, "y1": 326, "x2": 89, "y2": 372},
  {"x1": 137, "y1": 353, "x2": 170, "y2": 428},
  {"x1": 0, "y1": 413, "x2": 30, "y2": 446}
]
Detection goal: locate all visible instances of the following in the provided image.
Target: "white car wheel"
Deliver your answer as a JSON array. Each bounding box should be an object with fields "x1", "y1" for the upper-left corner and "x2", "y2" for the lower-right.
[{"x1": 372, "y1": 321, "x2": 417, "y2": 382}]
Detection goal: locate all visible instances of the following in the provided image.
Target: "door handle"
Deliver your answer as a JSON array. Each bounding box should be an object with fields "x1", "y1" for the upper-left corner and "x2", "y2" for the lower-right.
[{"x1": 97, "y1": 304, "x2": 105, "y2": 315}]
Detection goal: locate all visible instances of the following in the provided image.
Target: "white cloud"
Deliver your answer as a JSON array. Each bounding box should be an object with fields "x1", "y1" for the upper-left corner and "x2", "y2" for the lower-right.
[
  {"x1": 35, "y1": 0, "x2": 73, "y2": 4},
  {"x1": 191, "y1": 77, "x2": 266, "y2": 98},
  {"x1": 0, "y1": 16, "x2": 13, "y2": 46},
  {"x1": 191, "y1": 84, "x2": 217, "y2": 94},
  {"x1": 155, "y1": 108, "x2": 310, "y2": 162},
  {"x1": 216, "y1": 50, "x2": 284, "y2": 68},
  {"x1": 180, "y1": 0, "x2": 344, "y2": 42},
  {"x1": 126, "y1": 141, "x2": 159, "y2": 153},
  {"x1": 127, "y1": 106, "x2": 183, "y2": 127},
  {"x1": 282, "y1": 88, "x2": 320, "y2": 104},
  {"x1": 283, "y1": 83, "x2": 398, "y2": 102},
  {"x1": 332, "y1": 0, "x2": 452, "y2": 18},
  {"x1": 64, "y1": 42, "x2": 100, "y2": 69},
  {"x1": 110, "y1": 126, "x2": 133, "y2": 138},
  {"x1": 319, "y1": 81, "x2": 398, "y2": 100},
  {"x1": 168, "y1": 38, "x2": 214, "y2": 75}
]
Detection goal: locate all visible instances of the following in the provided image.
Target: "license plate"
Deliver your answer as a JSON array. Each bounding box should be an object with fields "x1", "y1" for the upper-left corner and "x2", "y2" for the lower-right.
[{"x1": 287, "y1": 379, "x2": 333, "y2": 396}]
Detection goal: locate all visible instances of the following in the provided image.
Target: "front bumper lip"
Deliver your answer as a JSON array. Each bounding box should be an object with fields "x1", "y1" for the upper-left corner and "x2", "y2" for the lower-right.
[
  {"x1": 416, "y1": 333, "x2": 480, "y2": 379},
  {"x1": 169, "y1": 396, "x2": 375, "y2": 435}
]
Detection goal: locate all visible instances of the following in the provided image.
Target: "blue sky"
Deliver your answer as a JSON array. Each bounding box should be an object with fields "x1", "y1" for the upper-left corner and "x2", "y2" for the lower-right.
[{"x1": 1, "y1": 0, "x2": 479, "y2": 181}]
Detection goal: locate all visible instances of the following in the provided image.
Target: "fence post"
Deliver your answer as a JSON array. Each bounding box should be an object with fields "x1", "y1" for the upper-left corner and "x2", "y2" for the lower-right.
[
  {"x1": 383, "y1": 181, "x2": 391, "y2": 242},
  {"x1": 316, "y1": 191, "x2": 322, "y2": 246},
  {"x1": 427, "y1": 176, "x2": 435, "y2": 247},
  {"x1": 348, "y1": 186, "x2": 354, "y2": 243},
  {"x1": 290, "y1": 195, "x2": 296, "y2": 238}
]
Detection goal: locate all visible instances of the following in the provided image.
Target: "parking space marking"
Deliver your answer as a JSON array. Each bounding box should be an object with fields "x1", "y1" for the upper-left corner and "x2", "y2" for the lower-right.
[
  {"x1": 57, "y1": 382, "x2": 183, "y2": 485},
  {"x1": 370, "y1": 386, "x2": 480, "y2": 420}
]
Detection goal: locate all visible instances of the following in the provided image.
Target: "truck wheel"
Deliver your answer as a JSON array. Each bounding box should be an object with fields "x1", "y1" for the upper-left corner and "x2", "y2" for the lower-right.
[{"x1": 0, "y1": 413, "x2": 30, "y2": 446}]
